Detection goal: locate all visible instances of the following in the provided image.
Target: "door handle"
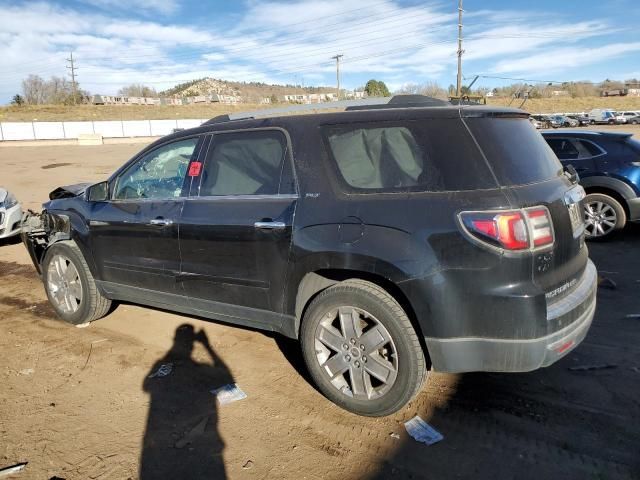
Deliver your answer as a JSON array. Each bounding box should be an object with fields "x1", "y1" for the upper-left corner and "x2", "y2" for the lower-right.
[
  {"x1": 254, "y1": 221, "x2": 286, "y2": 230},
  {"x1": 149, "y1": 218, "x2": 173, "y2": 226}
]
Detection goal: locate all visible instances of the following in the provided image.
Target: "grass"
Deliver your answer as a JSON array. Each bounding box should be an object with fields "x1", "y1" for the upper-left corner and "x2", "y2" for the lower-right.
[{"x1": 2, "y1": 96, "x2": 640, "y2": 122}]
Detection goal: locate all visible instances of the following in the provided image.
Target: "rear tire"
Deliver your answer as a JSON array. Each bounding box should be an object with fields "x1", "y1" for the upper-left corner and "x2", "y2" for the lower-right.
[
  {"x1": 300, "y1": 279, "x2": 427, "y2": 416},
  {"x1": 583, "y1": 193, "x2": 626, "y2": 240},
  {"x1": 42, "y1": 241, "x2": 112, "y2": 325}
]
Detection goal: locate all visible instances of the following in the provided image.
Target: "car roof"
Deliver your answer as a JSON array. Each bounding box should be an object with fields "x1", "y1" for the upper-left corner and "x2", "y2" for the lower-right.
[{"x1": 541, "y1": 130, "x2": 633, "y2": 139}]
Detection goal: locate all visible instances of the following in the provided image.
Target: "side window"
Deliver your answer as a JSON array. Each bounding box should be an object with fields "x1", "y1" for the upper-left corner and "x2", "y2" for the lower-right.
[
  {"x1": 546, "y1": 138, "x2": 579, "y2": 160},
  {"x1": 114, "y1": 137, "x2": 199, "y2": 200},
  {"x1": 575, "y1": 140, "x2": 604, "y2": 157},
  {"x1": 200, "y1": 130, "x2": 288, "y2": 196}
]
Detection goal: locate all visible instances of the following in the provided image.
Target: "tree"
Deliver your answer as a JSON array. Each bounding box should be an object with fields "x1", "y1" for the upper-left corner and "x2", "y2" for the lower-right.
[
  {"x1": 21, "y1": 74, "x2": 86, "y2": 105},
  {"x1": 118, "y1": 84, "x2": 158, "y2": 98},
  {"x1": 11, "y1": 94, "x2": 24, "y2": 105},
  {"x1": 364, "y1": 79, "x2": 391, "y2": 97},
  {"x1": 22, "y1": 74, "x2": 47, "y2": 104}
]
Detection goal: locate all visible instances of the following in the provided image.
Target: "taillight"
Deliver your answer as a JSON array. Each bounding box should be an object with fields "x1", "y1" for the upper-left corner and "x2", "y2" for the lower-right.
[{"x1": 460, "y1": 207, "x2": 554, "y2": 251}]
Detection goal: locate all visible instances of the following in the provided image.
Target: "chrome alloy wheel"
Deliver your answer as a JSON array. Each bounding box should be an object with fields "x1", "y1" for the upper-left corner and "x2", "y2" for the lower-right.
[
  {"x1": 314, "y1": 306, "x2": 398, "y2": 400},
  {"x1": 584, "y1": 201, "x2": 617, "y2": 238},
  {"x1": 47, "y1": 254, "x2": 83, "y2": 314}
]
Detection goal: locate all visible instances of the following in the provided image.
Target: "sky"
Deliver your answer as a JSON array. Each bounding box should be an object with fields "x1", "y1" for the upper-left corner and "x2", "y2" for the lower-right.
[{"x1": 0, "y1": 0, "x2": 639, "y2": 103}]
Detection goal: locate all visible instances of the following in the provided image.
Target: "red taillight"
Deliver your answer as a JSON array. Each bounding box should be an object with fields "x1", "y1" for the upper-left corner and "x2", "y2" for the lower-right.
[{"x1": 461, "y1": 206, "x2": 554, "y2": 251}]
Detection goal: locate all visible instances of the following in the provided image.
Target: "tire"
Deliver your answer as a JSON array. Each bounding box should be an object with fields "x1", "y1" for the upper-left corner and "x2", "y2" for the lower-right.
[
  {"x1": 300, "y1": 279, "x2": 427, "y2": 416},
  {"x1": 42, "y1": 240, "x2": 112, "y2": 325},
  {"x1": 583, "y1": 193, "x2": 626, "y2": 240}
]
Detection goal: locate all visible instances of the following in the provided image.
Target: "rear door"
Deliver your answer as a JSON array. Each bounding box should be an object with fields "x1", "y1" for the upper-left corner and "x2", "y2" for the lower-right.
[
  {"x1": 89, "y1": 136, "x2": 202, "y2": 295},
  {"x1": 179, "y1": 128, "x2": 297, "y2": 323},
  {"x1": 544, "y1": 137, "x2": 601, "y2": 174}
]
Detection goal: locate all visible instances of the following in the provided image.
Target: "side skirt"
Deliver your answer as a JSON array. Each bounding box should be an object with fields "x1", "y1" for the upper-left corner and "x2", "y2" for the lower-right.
[{"x1": 97, "y1": 281, "x2": 298, "y2": 339}]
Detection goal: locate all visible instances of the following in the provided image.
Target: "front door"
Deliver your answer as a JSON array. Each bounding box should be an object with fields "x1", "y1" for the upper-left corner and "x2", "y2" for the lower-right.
[
  {"x1": 89, "y1": 136, "x2": 202, "y2": 295},
  {"x1": 179, "y1": 129, "x2": 297, "y2": 323}
]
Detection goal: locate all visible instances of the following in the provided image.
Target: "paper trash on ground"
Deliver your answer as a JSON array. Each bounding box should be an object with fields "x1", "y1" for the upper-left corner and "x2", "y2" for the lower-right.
[
  {"x1": 210, "y1": 383, "x2": 247, "y2": 405},
  {"x1": 404, "y1": 416, "x2": 443, "y2": 446}
]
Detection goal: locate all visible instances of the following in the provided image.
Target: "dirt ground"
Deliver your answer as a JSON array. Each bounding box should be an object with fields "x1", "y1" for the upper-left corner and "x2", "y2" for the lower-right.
[{"x1": 1, "y1": 133, "x2": 639, "y2": 480}]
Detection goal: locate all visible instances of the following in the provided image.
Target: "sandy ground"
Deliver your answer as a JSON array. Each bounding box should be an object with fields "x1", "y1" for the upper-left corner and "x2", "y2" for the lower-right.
[{"x1": 0, "y1": 135, "x2": 639, "y2": 480}]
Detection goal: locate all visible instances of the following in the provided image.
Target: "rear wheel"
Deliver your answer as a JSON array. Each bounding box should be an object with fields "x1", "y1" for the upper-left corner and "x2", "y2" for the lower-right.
[
  {"x1": 583, "y1": 193, "x2": 626, "y2": 240},
  {"x1": 43, "y1": 241, "x2": 111, "y2": 325},
  {"x1": 300, "y1": 279, "x2": 427, "y2": 416}
]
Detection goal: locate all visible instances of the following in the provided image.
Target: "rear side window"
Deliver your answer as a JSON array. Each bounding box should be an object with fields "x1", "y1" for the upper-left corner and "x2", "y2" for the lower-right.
[
  {"x1": 200, "y1": 130, "x2": 288, "y2": 196},
  {"x1": 323, "y1": 119, "x2": 497, "y2": 192},
  {"x1": 465, "y1": 117, "x2": 562, "y2": 186}
]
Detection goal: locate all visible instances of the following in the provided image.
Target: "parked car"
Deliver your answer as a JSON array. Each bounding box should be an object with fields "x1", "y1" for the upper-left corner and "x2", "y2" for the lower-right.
[
  {"x1": 0, "y1": 188, "x2": 22, "y2": 240},
  {"x1": 531, "y1": 114, "x2": 551, "y2": 129},
  {"x1": 567, "y1": 114, "x2": 590, "y2": 126},
  {"x1": 588, "y1": 109, "x2": 617, "y2": 125},
  {"x1": 529, "y1": 117, "x2": 543, "y2": 129},
  {"x1": 620, "y1": 111, "x2": 640, "y2": 124},
  {"x1": 549, "y1": 115, "x2": 579, "y2": 128},
  {"x1": 542, "y1": 130, "x2": 640, "y2": 239},
  {"x1": 22, "y1": 96, "x2": 597, "y2": 416}
]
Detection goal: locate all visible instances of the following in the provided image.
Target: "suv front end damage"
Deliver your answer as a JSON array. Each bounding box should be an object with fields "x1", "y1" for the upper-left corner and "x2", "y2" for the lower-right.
[{"x1": 21, "y1": 210, "x2": 71, "y2": 275}]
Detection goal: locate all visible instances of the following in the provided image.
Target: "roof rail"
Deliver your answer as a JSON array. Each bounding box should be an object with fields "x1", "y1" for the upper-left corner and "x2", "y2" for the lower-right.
[{"x1": 203, "y1": 95, "x2": 450, "y2": 125}]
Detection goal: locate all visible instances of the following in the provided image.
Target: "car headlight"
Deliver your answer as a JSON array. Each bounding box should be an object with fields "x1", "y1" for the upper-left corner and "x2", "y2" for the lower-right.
[{"x1": 1, "y1": 192, "x2": 18, "y2": 209}]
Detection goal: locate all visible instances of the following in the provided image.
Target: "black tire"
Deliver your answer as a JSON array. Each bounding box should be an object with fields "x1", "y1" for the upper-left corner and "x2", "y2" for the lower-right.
[
  {"x1": 583, "y1": 193, "x2": 626, "y2": 240},
  {"x1": 42, "y1": 240, "x2": 112, "y2": 325},
  {"x1": 300, "y1": 279, "x2": 427, "y2": 416}
]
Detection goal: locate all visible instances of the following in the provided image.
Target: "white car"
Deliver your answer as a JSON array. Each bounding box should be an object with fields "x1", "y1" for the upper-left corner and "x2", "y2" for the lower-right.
[{"x1": 0, "y1": 188, "x2": 22, "y2": 239}]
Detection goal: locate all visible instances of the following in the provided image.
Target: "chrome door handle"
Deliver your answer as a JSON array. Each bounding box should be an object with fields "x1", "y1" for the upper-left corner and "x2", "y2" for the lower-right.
[
  {"x1": 254, "y1": 221, "x2": 286, "y2": 230},
  {"x1": 149, "y1": 218, "x2": 173, "y2": 226}
]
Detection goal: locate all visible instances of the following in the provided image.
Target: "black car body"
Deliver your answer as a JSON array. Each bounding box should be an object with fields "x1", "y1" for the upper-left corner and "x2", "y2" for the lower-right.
[
  {"x1": 23, "y1": 98, "x2": 597, "y2": 415},
  {"x1": 542, "y1": 130, "x2": 640, "y2": 238}
]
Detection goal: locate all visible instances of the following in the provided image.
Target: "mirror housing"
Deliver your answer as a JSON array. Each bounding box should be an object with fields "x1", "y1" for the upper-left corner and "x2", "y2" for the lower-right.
[
  {"x1": 564, "y1": 164, "x2": 579, "y2": 184},
  {"x1": 87, "y1": 181, "x2": 109, "y2": 202}
]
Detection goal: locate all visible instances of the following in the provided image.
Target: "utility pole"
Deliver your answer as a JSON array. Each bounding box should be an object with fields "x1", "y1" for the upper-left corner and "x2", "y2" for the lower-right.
[
  {"x1": 331, "y1": 54, "x2": 343, "y2": 100},
  {"x1": 66, "y1": 52, "x2": 78, "y2": 105},
  {"x1": 456, "y1": 0, "x2": 464, "y2": 97}
]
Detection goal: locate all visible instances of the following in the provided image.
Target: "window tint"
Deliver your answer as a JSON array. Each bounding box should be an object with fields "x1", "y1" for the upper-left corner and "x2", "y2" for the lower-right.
[
  {"x1": 466, "y1": 117, "x2": 562, "y2": 185},
  {"x1": 546, "y1": 138, "x2": 579, "y2": 160},
  {"x1": 323, "y1": 119, "x2": 496, "y2": 192},
  {"x1": 114, "y1": 137, "x2": 198, "y2": 200},
  {"x1": 200, "y1": 130, "x2": 287, "y2": 196},
  {"x1": 577, "y1": 140, "x2": 604, "y2": 157}
]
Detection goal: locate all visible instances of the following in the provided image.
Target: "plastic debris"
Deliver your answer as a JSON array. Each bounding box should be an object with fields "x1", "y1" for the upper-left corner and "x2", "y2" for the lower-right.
[
  {"x1": 0, "y1": 462, "x2": 27, "y2": 477},
  {"x1": 390, "y1": 433, "x2": 400, "y2": 439},
  {"x1": 242, "y1": 460, "x2": 254, "y2": 470},
  {"x1": 625, "y1": 314, "x2": 640, "y2": 319},
  {"x1": 404, "y1": 416, "x2": 443, "y2": 446},
  {"x1": 568, "y1": 364, "x2": 617, "y2": 371},
  {"x1": 597, "y1": 276, "x2": 617, "y2": 290},
  {"x1": 210, "y1": 383, "x2": 247, "y2": 405},
  {"x1": 18, "y1": 368, "x2": 34, "y2": 376},
  {"x1": 148, "y1": 363, "x2": 173, "y2": 378}
]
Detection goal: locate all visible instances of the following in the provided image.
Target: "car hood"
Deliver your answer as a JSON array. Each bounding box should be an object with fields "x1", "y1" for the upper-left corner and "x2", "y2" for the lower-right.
[{"x1": 49, "y1": 182, "x2": 93, "y2": 200}]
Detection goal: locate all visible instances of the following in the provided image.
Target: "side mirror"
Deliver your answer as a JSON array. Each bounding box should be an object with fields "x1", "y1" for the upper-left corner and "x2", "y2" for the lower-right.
[
  {"x1": 87, "y1": 181, "x2": 109, "y2": 202},
  {"x1": 564, "y1": 164, "x2": 579, "y2": 184}
]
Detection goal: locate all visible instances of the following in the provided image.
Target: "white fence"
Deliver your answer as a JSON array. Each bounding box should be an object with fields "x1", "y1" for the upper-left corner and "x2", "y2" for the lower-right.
[{"x1": 0, "y1": 119, "x2": 207, "y2": 141}]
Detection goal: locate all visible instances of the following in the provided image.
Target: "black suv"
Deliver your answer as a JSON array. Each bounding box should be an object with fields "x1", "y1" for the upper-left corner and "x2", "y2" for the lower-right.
[{"x1": 23, "y1": 96, "x2": 597, "y2": 416}]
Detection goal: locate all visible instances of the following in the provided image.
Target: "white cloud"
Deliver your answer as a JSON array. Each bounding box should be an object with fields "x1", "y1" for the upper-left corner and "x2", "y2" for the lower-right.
[{"x1": 79, "y1": 0, "x2": 179, "y2": 15}]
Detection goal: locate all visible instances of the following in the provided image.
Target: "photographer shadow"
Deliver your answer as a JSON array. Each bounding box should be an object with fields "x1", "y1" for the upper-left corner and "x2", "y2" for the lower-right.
[{"x1": 140, "y1": 324, "x2": 233, "y2": 479}]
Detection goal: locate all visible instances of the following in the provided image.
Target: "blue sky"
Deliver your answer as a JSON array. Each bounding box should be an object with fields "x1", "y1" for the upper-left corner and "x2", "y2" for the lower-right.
[{"x1": 0, "y1": 0, "x2": 639, "y2": 103}]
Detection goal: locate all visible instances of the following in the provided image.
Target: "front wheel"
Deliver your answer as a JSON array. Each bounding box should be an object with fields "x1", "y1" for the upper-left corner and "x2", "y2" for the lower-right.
[
  {"x1": 42, "y1": 241, "x2": 112, "y2": 325},
  {"x1": 583, "y1": 193, "x2": 626, "y2": 240},
  {"x1": 300, "y1": 279, "x2": 427, "y2": 416}
]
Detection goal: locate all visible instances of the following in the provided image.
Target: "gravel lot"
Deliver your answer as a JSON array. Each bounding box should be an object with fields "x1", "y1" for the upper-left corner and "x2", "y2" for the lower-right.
[{"x1": 0, "y1": 137, "x2": 639, "y2": 480}]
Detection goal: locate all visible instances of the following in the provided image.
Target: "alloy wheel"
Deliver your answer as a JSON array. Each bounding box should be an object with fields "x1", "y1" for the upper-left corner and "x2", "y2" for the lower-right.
[
  {"x1": 47, "y1": 254, "x2": 83, "y2": 313},
  {"x1": 314, "y1": 306, "x2": 398, "y2": 400},
  {"x1": 584, "y1": 201, "x2": 617, "y2": 238}
]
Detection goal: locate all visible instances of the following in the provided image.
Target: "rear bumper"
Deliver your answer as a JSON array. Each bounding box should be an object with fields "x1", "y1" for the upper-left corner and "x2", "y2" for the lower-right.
[{"x1": 426, "y1": 259, "x2": 597, "y2": 373}]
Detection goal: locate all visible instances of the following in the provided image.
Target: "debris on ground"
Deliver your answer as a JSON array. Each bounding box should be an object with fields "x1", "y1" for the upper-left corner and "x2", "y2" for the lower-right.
[
  {"x1": 175, "y1": 416, "x2": 209, "y2": 449},
  {"x1": 0, "y1": 462, "x2": 27, "y2": 477},
  {"x1": 18, "y1": 368, "x2": 34, "y2": 376},
  {"x1": 598, "y1": 276, "x2": 617, "y2": 290},
  {"x1": 404, "y1": 416, "x2": 443, "y2": 446},
  {"x1": 568, "y1": 364, "x2": 618, "y2": 371},
  {"x1": 242, "y1": 460, "x2": 254, "y2": 470},
  {"x1": 625, "y1": 314, "x2": 640, "y2": 319},
  {"x1": 390, "y1": 433, "x2": 400, "y2": 439},
  {"x1": 210, "y1": 383, "x2": 247, "y2": 405},
  {"x1": 148, "y1": 363, "x2": 173, "y2": 378},
  {"x1": 632, "y1": 367, "x2": 640, "y2": 373}
]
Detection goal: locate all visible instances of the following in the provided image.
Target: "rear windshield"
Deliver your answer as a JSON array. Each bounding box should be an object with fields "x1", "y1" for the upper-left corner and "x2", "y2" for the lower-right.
[
  {"x1": 322, "y1": 119, "x2": 497, "y2": 192},
  {"x1": 465, "y1": 117, "x2": 563, "y2": 186}
]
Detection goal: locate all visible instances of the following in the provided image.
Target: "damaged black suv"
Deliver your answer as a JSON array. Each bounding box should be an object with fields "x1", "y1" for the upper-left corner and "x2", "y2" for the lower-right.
[{"x1": 23, "y1": 96, "x2": 597, "y2": 416}]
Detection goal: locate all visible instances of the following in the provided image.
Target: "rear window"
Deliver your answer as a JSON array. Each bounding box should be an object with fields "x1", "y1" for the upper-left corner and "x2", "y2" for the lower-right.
[
  {"x1": 322, "y1": 119, "x2": 497, "y2": 192},
  {"x1": 465, "y1": 117, "x2": 563, "y2": 186}
]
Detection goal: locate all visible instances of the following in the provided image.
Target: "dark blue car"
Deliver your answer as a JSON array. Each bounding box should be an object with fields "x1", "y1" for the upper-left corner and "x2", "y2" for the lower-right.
[{"x1": 542, "y1": 130, "x2": 640, "y2": 239}]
